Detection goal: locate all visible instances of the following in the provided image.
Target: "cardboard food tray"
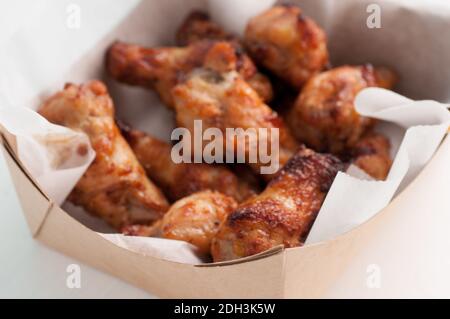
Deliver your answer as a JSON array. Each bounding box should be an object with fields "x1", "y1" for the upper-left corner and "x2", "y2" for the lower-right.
[{"x1": 1, "y1": 0, "x2": 450, "y2": 298}]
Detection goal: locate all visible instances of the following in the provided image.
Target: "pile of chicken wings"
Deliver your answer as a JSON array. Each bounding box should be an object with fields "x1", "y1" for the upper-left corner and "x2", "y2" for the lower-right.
[{"x1": 39, "y1": 5, "x2": 395, "y2": 262}]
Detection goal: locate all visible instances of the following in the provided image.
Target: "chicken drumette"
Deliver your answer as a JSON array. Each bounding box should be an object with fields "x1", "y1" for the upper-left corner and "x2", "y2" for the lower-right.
[
  {"x1": 124, "y1": 190, "x2": 237, "y2": 255},
  {"x1": 172, "y1": 66, "x2": 299, "y2": 178},
  {"x1": 211, "y1": 146, "x2": 344, "y2": 262},
  {"x1": 121, "y1": 126, "x2": 259, "y2": 202},
  {"x1": 288, "y1": 65, "x2": 397, "y2": 154},
  {"x1": 245, "y1": 5, "x2": 329, "y2": 89},
  {"x1": 106, "y1": 40, "x2": 272, "y2": 106},
  {"x1": 38, "y1": 81, "x2": 169, "y2": 229}
]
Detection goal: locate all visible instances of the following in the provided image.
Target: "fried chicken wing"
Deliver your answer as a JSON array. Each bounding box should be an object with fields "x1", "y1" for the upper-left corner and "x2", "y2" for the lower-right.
[
  {"x1": 288, "y1": 65, "x2": 397, "y2": 154},
  {"x1": 121, "y1": 126, "x2": 259, "y2": 202},
  {"x1": 245, "y1": 5, "x2": 329, "y2": 89},
  {"x1": 38, "y1": 81, "x2": 169, "y2": 229},
  {"x1": 124, "y1": 191, "x2": 238, "y2": 255},
  {"x1": 172, "y1": 67, "x2": 299, "y2": 178},
  {"x1": 106, "y1": 40, "x2": 272, "y2": 106},
  {"x1": 350, "y1": 131, "x2": 392, "y2": 180},
  {"x1": 175, "y1": 11, "x2": 273, "y2": 102},
  {"x1": 211, "y1": 146, "x2": 344, "y2": 262}
]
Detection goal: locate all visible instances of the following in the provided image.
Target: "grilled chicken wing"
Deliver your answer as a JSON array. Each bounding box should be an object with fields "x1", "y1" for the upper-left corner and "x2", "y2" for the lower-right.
[
  {"x1": 245, "y1": 5, "x2": 329, "y2": 89},
  {"x1": 121, "y1": 126, "x2": 259, "y2": 202},
  {"x1": 175, "y1": 10, "x2": 273, "y2": 102},
  {"x1": 106, "y1": 40, "x2": 272, "y2": 107},
  {"x1": 38, "y1": 81, "x2": 169, "y2": 229},
  {"x1": 172, "y1": 67, "x2": 299, "y2": 178},
  {"x1": 350, "y1": 131, "x2": 392, "y2": 180},
  {"x1": 288, "y1": 65, "x2": 397, "y2": 154},
  {"x1": 211, "y1": 146, "x2": 344, "y2": 262},
  {"x1": 124, "y1": 191, "x2": 237, "y2": 255}
]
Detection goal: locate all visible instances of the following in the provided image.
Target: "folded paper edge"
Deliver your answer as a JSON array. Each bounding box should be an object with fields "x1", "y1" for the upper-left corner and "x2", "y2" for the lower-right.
[
  {"x1": 196, "y1": 245, "x2": 285, "y2": 267},
  {"x1": 1, "y1": 139, "x2": 53, "y2": 236},
  {"x1": 0, "y1": 127, "x2": 50, "y2": 201}
]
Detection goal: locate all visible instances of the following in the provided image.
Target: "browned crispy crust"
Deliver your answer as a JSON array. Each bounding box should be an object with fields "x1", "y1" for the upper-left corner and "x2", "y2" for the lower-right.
[
  {"x1": 350, "y1": 130, "x2": 392, "y2": 180},
  {"x1": 123, "y1": 191, "x2": 237, "y2": 255},
  {"x1": 162, "y1": 191, "x2": 237, "y2": 254},
  {"x1": 106, "y1": 40, "x2": 272, "y2": 107},
  {"x1": 176, "y1": 10, "x2": 235, "y2": 46},
  {"x1": 38, "y1": 81, "x2": 169, "y2": 229},
  {"x1": 288, "y1": 65, "x2": 397, "y2": 154},
  {"x1": 121, "y1": 127, "x2": 260, "y2": 202},
  {"x1": 245, "y1": 5, "x2": 329, "y2": 89},
  {"x1": 211, "y1": 146, "x2": 344, "y2": 262},
  {"x1": 172, "y1": 67, "x2": 299, "y2": 179},
  {"x1": 175, "y1": 10, "x2": 273, "y2": 102}
]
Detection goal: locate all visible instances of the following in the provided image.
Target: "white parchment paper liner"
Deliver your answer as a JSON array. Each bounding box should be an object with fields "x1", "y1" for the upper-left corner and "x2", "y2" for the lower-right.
[
  {"x1": 306, "y1": 88, "x2": 450, "y2": 244},
  {"x1": 0, "y1": 106, "x2": 95, "y2": 205}
]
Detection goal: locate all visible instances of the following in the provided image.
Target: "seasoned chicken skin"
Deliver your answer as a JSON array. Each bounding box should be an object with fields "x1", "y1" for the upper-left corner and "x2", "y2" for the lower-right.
[
  {"x1": 211, "y1": 146, "x2": 344, "y2": 262},
  {"x1": 176, "y1": 10, "x2": 235, "y2": 46},
  {"x1": 121, "y1": 127, "x2": 259, "y2": 202},
  {"x1": 124, "y1": 191, "x2": 238, "y2": 255},
  {"x1": 172, "y1": 67, "x2": 299, "y2": 178},
  {"x1": 38, "y1": 81, "x2": 169, "y2": 229},
  {"x1": 106, "y1": 40, "x2": 272, "y2": 106},
  {"x1": 350, "y1": 131, "x2": 392, "y2": 180},
  {"x1": 175, "y1": 10, "x2": 273, "y2": 102},
  {"x1": 245, "y1": 5, "x2": 329, "y2": 89},
  {"x1": 288, "y1": 65, "x2": 397, "y2": 154}
]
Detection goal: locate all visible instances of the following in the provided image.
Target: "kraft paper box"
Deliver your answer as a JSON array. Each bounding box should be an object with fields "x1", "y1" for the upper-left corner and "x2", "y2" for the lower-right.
[{"x1": 1, "y1": 0, "x2": 450, "y2": 298}]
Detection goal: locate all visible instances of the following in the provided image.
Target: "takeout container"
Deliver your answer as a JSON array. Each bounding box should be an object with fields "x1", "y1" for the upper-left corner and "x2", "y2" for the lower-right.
[{"x1": 1, "y1": 0, "x2": 450, "y2": 298}]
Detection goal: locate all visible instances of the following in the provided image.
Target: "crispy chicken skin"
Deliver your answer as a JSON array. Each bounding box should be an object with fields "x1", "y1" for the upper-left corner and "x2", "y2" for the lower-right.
[
  {"x1": 211, "y1": 146, "x2": 344, "y2": 262},
  {"x1": 245, "y1": 5, "x2": 329, "y2": 89},
  {"x1": 176, "y1": 10, "x2": 234, "y2": 46},
  {"x1": 121, "y1": 127, "x2": 259, "y2": 202},
  {"x1": 288, "y1": 65, "x2": 397, "y2": 154},
  {"x1": 350, "y1": 131, "x2": 392, "y2": 180},
  {"x1": 175, "y1": 11, "x2": 273, "y2": 102},
  {"x1": 124, "y1": 191, "x2": 238, "y2": 255},
  {"x1": 38, "y1": 81, "x2": 169, "y2": 229},
  {"x1": 106, "y1": 40, "x2": 272, "y2": 106},
  {"x1": 172, "y1": 67, "x2": 299, "y2": 178}
]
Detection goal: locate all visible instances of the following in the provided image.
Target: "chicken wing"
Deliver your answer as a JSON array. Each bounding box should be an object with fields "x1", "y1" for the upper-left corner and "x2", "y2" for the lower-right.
[
  {"x1": 121, "y1": 126, "x2": 259, "y2": 202},
  {"x1": 350, "y1": 131, "x2": 392, "y2": 180},
  {"x1": 175, "y1": 10, "x2": 273, "y2": 102},
  {"x1": 38, "y1": 81, "x2": 169, "y2": 229},
  {"x1": 211, "y1": 146, "x2": 344, "y2": 262},
  {"x1": 106, "y1": 40, "x2": 272, "y2": 107},
  {"x1": 245, "y1": 5, "x2": 329, "y2": 89},
  {"x1": 288, "y1": 65, "x2": 397, "y2": 154},
  {"x1": 124, "y1": 190, "x2": 238, "y2": 255},
  {"x1": 172, "y1": 67, "x2": 299, "y2": 178}
]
